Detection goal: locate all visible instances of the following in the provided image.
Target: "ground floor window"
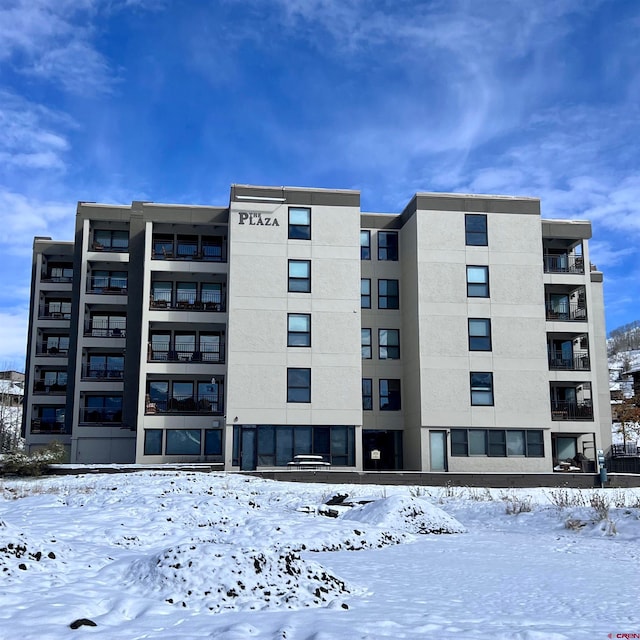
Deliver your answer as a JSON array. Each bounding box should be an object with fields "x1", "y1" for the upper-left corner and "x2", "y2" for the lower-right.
[
  {"x1": 451, "y1": 429, "x2": 544, "y2": 457},
  {"x1": 143, "y1": 428, "x2": 223, "y2": 457},
  {"x1": 232, "y1": 425, "x2": 355, "y2": 468}
]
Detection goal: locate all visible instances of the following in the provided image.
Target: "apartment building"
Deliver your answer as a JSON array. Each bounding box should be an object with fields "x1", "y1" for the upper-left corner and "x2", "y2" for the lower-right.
[{"x1": 22, "y1": 185, "x2": 612, "y2": 472}]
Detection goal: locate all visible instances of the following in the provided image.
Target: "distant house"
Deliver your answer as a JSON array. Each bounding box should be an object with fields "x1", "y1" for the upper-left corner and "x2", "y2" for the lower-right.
[{"x1": 0, "y1": 371, "x2": 24, "y2": 407}]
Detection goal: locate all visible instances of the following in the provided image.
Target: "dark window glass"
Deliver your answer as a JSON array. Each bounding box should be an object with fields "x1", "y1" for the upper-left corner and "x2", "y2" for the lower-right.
[
  {"x1": 257, "y1": 425, "x2": 275, "y2": 466},
  {"x1": 379, "y1": 379, "x2": 401, "y2": 411},
  {"x1": 360, "y1": 231, "x2": 371, "y2": 260},
  {"x1": 469, "y1": 429, "x2": 487, "y2": 455},
  {"x1": 289, "y1": 207, "x2": 311, "y2": 240},
  {"x1": 276, "y1": 427, "x2": 294, "y2": 466},
  {"x1": 166, "y1": 429, "x2": 201, "y2": 455},
  {"x1": 361, "y1": 278, "x2": 371, "y2": 308},
  {"x1": 288, "y1": 314, "x2": 311, "y2": 347},
  {"x1": 379, "y1": 329, "x2": 400, "y2": 359},
  {"x1": 204, "y1": 429, "x2": 223, "y2": 455},
  {"x1": 287, "y1": 368, "x2": 311, "y2": 403},
  {"x1": 471, "y1": 372, "x2": 494, "y2": 406},
  {"x1": 144, "y1": 429, "x2": 163, "y2": 455},
  {"x1": 451, "y1": 429, "x2": 468, "y2": 456},
  {"x1": 313, "y1": 426, "x2": 330, "y2": 457},
  {"x1": 361, "y1": 329, "x2": 372, "y2": 359},
  {"x1": 526, "y1": 430, "x2": 544, "y2": 457},
  {"x1": 378, "y1": 231, "x2": 398, "y2": 261},
  {"x1": 362, "y1": 378, "x2": 373, "y2": 410},
  {"x1": 465, "y1": 214, "x2": 488, "y2": 246},
  {"x1": 469, "y1": 318, "x2": 492, "y2": 351},
  {"x1": 288, "y1": 260, "x2": 311, "y2": 293},
  {"x1": 378, "y1": 279, "x2": 399, "y2": 309},
  {"x1": 488, "y1": 430, "x2": 506, "y2": 456},
  {"x1": 467, "y1": 266, "x2": 489, "y2": 297}
]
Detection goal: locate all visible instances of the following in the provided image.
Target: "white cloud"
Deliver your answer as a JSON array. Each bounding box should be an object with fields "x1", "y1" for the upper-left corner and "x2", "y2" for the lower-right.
[{"x1": 0, "y1": 309, "x2": 29, "y2": 368}]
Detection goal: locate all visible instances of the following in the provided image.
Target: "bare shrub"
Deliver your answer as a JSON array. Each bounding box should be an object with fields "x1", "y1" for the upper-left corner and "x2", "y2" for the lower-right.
[
  {"x1": 504, "y1": 495, "x2": 532, "y2": 515},
  {"x1": 589, "y1": 493, "x2": 610, "y2": 521},
  {"x1": 547, "y1": 488, "x2": 587, "y2": 508},
  {"x1": 468, "y1": 487, "x2": 493, "y2": 502}
]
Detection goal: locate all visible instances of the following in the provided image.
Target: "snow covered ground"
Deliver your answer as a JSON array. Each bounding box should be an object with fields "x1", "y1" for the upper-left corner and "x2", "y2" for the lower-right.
[{"x1": 1, "y1": 471, "x2": 639, "y2": 640}]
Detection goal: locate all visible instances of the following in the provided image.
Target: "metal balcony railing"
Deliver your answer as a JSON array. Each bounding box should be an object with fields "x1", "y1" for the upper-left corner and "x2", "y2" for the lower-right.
[
  {"x1": 148, "y1": 342, "x2": 224, "y2": 363},
  {"x1": 548, "y1": 351, "x2": 590, "y2": 370},
  {"x1": 145, "y1": 393, "x2": 223, "y2": 415},
  {"x1": 545, "y1": 302, "x2": 587, "y2": 322},
  {"x1": 149, "y1": 292, "x2": 225, "y2": 312},
  {"x1": 36, "y1": 343, "x2": 69, "y2": 356},
  {"x1": 543, "y1": 254, "x2": 585, "y2": 274},
  {"x1": 550, "y1": 401, "x2": 594, "y2": 421},
  {"x1": 87, "y1": 276, "x2": 128, "y2": 294},
  {"x1": 30, "y1": 419, "x2": 67, "y2": 434},
  {"x1": 84, "y1": 320, "x2": 127, "y2": 337},
  {"x1": 82, "y1": 366, "x2": 125, "y2": 379},
  {"x1": 79, "y1": 407, "x2": 123, "y2": 423},
  {"x1": 33, "y1": 381, "x2": 67, "y2": 394},
  {"x1": 152, "y1": 242, "x2": 226, "y2": 262}
]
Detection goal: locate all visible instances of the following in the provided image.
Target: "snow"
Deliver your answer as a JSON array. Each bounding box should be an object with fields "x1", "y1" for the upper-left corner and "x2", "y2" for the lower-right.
[{"x1": 1, "y1": 471, "x2": 639, "y2": 639}]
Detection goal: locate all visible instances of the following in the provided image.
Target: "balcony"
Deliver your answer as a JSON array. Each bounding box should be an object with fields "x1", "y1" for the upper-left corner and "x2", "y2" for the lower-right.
[
  {"x1": 82, "y1": 365, "x2": 124, "y2": 380},
  {"x1": 550, "y1": 401, "x2": 594, "y2": 421},
  {"x1": 33, "y1": 380, "x2": 67, "y2": 394},
  {"x1": 545, "y1": 301, "x2": 587, "y2": 322},
  {"x1": 79, "y1": 407, "x2": 123, "y2": 424},
  {"x1": 30, "y1": 419, "x2": 67, "y2": 434},
  {"x1": 87, "y1": 276, "x2": 128, "y2": 295},
  {"x1": 84, "y1": 319, "x2": 126, "y2": 338},
  {"x1": 36, "y1": 343, "x2": 69, "y2": 357},
  {"x1": 145, "y1": 393, "x2": 223, "y2": 415},
  {"x1": 152, "y1": 235, "x2": 227, "y2": 262},
  {"x1": 149, "y1": 292, "x2": 226, "y2": 312},
  {"x1": 543, "y1": 253, "x2": 584, "y2": 274},
  {"x1": 548, "y1": 350, "x2": 590, "y2": 371},
  {"x1": 148, "y1": 342, "x2": 225, "y2": 363}
]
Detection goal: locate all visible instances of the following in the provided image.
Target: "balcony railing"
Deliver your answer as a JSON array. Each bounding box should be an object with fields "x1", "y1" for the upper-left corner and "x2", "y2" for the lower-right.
[
  {"x1": 91, "y1": 242, "x2": 128, "y2": 253},
  {"x1": 146, "y1": 393, "x2": 223, "y2": 415},
  {"x1": 87, "y1": 277, "x2": 128, "y2": 294},
  {"x1": 148, "y1": 343, "x2": 224, "y2": 363},
  {"x1": 30, "y1": 419, "x2": 67, "y2": 434},
  {"x1": 84, "y1": 321, "x2": 127, "y2": 337},
  {"x1": 38, "y1": 310, "x2": 71, "y2": 320},
  {"x1": 548, "y1": 351, "x2": 590, "y2": 371},
  {"x1": 79, "y1": 407, "x2": 123, "y2": 423},
  {"x1": 82, "y1": 366, "x2": 124, "y2": 379},
  {"x1": 545, "y1": 302, "x2": 587, "y2": 322},
  {"x1": 149, "y1": 293, "x2": 225, "y2": 312},
  {"x1": 33, "y1": 381, "x2": 67, "y2": 394},
  {"x1": 611, "y1": 443, "x2": 639, "y2": 458},
  {"x1": 550, "y1": 401, "x2": 594, "y2": 421},
  {"x1": 543, "y1": 254, "x2": 585, "y2": 274},
  {"x1": 36, "y1": 344, "x2": 69, "y2": 356},
  {"x1": 152, "y1": 243, "x2": 226, "y2": 262},
  {"x1": 41, "y1": 275, "x2": 73, "y2": 283}
]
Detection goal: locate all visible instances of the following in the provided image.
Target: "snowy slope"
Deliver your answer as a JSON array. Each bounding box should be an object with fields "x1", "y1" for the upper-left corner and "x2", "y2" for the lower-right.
[{"x1": 1, "y1": 472, "x2": 639, "y2": 640}]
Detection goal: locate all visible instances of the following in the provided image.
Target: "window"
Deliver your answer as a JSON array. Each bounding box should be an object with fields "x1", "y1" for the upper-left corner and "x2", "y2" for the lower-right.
[
  {"x1": 361, "y1": 329, "x2": 372, "y2": 359},
  {"x1": 360, "y1": 231, "x2": 371, "y2": 260},
  {"x1": 144, "y1": 430, "x2": 163, "y2": 455},
  {"x1": 451, "y1": 429, "x2": 544, "y2": 457},
  {"x1": 362, "y1": 379, "x2": 373, "y2": 410},
  {"x1": 465, "y1": 214, "x2": 487, "y2": 246},
  {"x1": 287, "y1": 368, "x2": 311, "y2": 403},
  {"x1": 378, "y1": 231, "x2": 398, "y2": 261},
  {"x1": 288, "y1": 314, "x2": 311, "y2": 347},
  {"x1": 470, "y1": 372, "x2": 494, "y2": 406},
  {"x1": 361, "y1": 278, "x2": 371, "y2": 308},
  {"x1": 289, "y1": 207, "x2": 311, "y2": 240},
  {"x1": 94, "y1": 229, "x2": 128, "y2": 250},
  {"x1": 379, "y1": 379, "x2": 401, "y2": 411},
  {"x1": 166, "y1": 429, "x2": 201, "y2": 455},
  {"x1": 467, "y1": 266, "x2": 489, "y2": 297},
  {"x1": 468, "y1": 319, "x2": 492, "y2": 351},
  {"x1": 288, "y1": 260, "x2": 311, "y2": 293},
  {"x1": 378, "y1": 279, "x2": 399, "y2": 309},
  {"x1": 379, "y1": 329, "x2": 400, "y2": 359},
  {"x1": 204, "y1": 429, "x2": 223, "y2": 455},
  {"x1": 83, "y1": 396, "x2": 122, "y2": 423}
]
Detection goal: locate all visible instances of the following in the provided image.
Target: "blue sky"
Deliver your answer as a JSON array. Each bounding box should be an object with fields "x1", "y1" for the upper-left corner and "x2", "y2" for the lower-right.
[{"x1": 1, "y1": 0, "x2": 639, "y2": 366}]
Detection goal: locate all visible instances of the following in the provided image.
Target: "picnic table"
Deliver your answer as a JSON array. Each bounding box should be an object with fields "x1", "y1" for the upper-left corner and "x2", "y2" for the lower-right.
[{"x1": 287, "y1": 454, "x2": 331, "y2": 470}]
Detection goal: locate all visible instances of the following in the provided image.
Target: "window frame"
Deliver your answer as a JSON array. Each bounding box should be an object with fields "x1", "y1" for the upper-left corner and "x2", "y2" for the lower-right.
[
  {"x1": 379, "y1": 378, "x2": 401, "y2": 411},
  {"x1": 288, "y1": 259, "x2": 311, "y2": 293},
  {"x1": 288, "y1": 207, "x2": 311, "y2": 240},
  {"x1": 468, "y1": 318, "x2": 492, "y2": 351},
  {"x1": 451, "y1": 429, "x2": 545, "y2": 458},
  {"x1": 465, "y1": 214, "x2": 488, "y2": 246},
  {"x1": 287, "y1": 313, "x2": 311, "y2": 347},
  {"x1": 287, "y1": 367, "x2": 311, "y2": 403},
  {"x1": 361, "y1": 328, "x2": 372, "y2": 359},
  {"x1": 361, "y1": 278, "x2": 371, "y2": 309},
  {"x1": 362, "y1": 378, "x2": 373, "y2": 410},
  {"x1": 466, "y1": 265, "x2": 490, "y2": 298},
  {"x1": 378, "y1": 328, "x2": 400, "y2": 360},
  {"x1": 378, "y1": 279, "x2": 399, "y2": 309},
  {"x1": 470, "y1": 371, "x2": 494, "y2": 406},
  {"x1": 360, "y1": 230, "x2": 371, "y2": 260},
  {"x1": 378, "y1": 231, "x2": 399, "y2": 261}
]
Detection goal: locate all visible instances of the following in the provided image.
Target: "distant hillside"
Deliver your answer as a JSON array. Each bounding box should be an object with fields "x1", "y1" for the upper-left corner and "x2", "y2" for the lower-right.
[{"x1": 608, "y1": 320, "x2": 640, "y2": 358}]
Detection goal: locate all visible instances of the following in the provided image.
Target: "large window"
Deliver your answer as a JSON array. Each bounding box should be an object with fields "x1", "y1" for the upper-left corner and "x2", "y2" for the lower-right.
[
  {"x1": 144, "y1": 429, "x2": 163, "y2": 455},
  {"x1": 287, "y1": 368, "x2": 311, "y2": 403},
  {"x1": 288, "y1": 260, "x2": 311, "y2": 293},
  {"x1": 288, "y1": 207, "x2": 311, "y2": 240},
  {"x1": 166, "y1": 429, "x2": 201, "y2": 455},
  {"x1": 361, "y1": 329, "x2": 372, "y2": 359},
  {"x1": 378, "y1": 231, "x2": 398, "y2": 261},
  {"x1": 465, "y1": 214, "x2": 488, "y2": 246},
  {"x1": 90, "y1": 314, "x2": 126, "y2": 337},
  {"x1": 362, "y1": 378, "x2": 373, "y2": 410},
  {"x1": 379, "y1": 329, "x2": 400, "y2": 359},
  {"x1": 467, "y1": 266, "x2": 489, "y2": 298},
  {"x1": 379, "y1": 379, "x2": 401, "y2": 411},
  {"x1": 468, "y1": 318, "x2": 492, "y2": 351},
  {"x1": 83, "y1": 396, "x2": 123, "y2": 423},
  {"x1": 45, "y1": 335, "x2": 69, "y2": 354},
  {"x1": 288, "y1": 314, "x2": 311, "y2": 347},
  {"x1": 451, "y1": 429, "x2": 544, "y2": 457},
  {"x1": 470, "y1": 372, "x2": 494, "y2": 406},
  {"x1": 88, "y1": 354, "x2": 124, "y2": 378},
  {"x1": 378, "y1": 279, "x2": 399, "y2": 309},
  {"x1": 47, "y1": 300, "x2": 72, "y2": 318},
  {"x1": 360, "y1": 231, "x2": 371, "y2": 260},
  {"x1": 361, "y1": 278, "x2": 371, "y2": 308},
  {"x1": 94, "y1": 229, "x2": 128, "y2": 250}
]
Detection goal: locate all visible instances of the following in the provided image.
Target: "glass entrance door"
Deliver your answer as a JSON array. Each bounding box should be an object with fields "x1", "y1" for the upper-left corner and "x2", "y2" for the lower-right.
[{"x1": 429, "y1": 431, "x2": 448, "y2": 471}]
